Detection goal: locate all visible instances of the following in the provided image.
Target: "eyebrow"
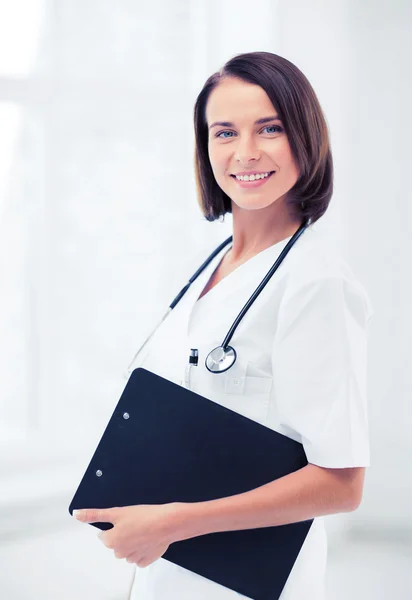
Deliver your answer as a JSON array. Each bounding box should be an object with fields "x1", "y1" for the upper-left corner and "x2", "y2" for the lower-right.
[{"x1": 208, "y1": 115, "x2": 282, "y2": 130}]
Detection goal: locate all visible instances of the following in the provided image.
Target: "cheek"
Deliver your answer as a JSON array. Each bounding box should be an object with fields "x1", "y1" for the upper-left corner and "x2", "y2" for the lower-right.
[
  {"x1": 208, "y1": 143, "x2": 227, "y2": 169},
  {"x1": 270, "y1": 141, "x2": 291, "y2": 162},
  {"x1": 272, "y1": 145, "x2": 299, "y2": 179}
]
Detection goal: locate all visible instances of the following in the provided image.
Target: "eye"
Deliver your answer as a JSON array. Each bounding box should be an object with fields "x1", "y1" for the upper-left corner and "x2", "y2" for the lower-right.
[
  {"x1": 216, "y1": 131, "x2": 235, "y2": 139},
  {"x1": 262, "y1": 125, "x2": 283, "y2": 134},
  {"x1": 215, "y1": 125, "x2": 283, "y2": 139}
]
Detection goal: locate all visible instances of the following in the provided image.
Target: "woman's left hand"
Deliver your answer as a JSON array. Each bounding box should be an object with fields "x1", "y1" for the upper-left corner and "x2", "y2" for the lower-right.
[{"x1": 73, "y1": 503, "x2": 181, "y2": 567}]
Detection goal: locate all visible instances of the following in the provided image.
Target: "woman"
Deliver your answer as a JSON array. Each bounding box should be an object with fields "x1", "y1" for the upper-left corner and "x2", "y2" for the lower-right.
[{"x1": 75, "y1": 51, "x2": 374, "y2": 599}]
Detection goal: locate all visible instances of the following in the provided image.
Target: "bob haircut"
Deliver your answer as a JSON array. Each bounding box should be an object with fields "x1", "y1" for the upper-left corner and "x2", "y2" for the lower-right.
[{"x1": 193, "y1": 51, "x2": 333, "y2": 225}]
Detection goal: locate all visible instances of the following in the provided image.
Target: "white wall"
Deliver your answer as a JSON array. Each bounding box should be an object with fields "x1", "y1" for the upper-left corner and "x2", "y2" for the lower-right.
[
  {"x1": 0, "y1": 0, "x2": 411, "y2": 598},
  {"x1": 343, "y1": 0, "x2": 412, "y2": 535}
]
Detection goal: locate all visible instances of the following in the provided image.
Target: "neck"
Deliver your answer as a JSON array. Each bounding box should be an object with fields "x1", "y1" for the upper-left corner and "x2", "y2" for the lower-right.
[{"x1": 228, "y1": 201, "x2": 303, "y2": 263}]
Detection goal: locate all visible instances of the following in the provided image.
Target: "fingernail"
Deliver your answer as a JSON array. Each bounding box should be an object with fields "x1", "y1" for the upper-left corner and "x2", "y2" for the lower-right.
[{"x1": 73, "y1": 510, "x2": 80, "y2": 519}]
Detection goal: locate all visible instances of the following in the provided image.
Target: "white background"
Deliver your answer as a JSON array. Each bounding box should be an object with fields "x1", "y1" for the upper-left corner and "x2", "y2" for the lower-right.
[{"x1": 0, "y1": 0, "x2": 411, "y2": 598}]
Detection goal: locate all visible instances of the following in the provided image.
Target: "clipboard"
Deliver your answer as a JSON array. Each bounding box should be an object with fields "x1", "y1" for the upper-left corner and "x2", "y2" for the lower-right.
[{"x1": 69, "y1": 367, "x2": 313, "y2": 600}]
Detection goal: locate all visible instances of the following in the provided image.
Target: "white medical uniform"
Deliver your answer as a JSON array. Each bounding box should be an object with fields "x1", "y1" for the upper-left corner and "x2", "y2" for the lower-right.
[{"x1": 129, "y1": 223, "x2": 374, "y2": 600}]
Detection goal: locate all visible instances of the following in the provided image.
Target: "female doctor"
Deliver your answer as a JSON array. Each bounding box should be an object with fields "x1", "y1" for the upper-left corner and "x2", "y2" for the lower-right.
[{"x1": 74, "y1": 52, "x2": 374, "y2": 599}]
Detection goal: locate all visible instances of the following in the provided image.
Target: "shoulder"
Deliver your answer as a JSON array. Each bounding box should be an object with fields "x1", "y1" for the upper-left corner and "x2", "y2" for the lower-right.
[
  {"x1": 281, "y1": 225, "x2": 374, "y2": 323},
  {"x1": 286, "y1": 224, "x2": 349, "y2": 281}
]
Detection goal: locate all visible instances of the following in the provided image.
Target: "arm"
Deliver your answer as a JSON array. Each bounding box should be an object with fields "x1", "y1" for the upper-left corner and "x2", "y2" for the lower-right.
[
  {"x1": 170, "y1": 464, "x2": 365, "y2": 543},
  {"x1": 73, "y1": 464, "x2": 365, "y2": 568},
  {"x1": 170, "y1": 274, "x2": 371, "y2": 544},
  {"x1": 76, "y1": 273, "x2": 371, "y2": 569}
]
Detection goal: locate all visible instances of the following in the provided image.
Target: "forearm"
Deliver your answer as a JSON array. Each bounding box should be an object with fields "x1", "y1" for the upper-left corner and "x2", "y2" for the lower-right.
[{"x1": 171, "y1": 463, "x2": 360, "y2": 543}]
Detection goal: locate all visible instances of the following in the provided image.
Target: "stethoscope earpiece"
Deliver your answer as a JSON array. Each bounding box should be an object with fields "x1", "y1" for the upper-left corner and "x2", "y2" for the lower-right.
[{"x1": 205, "y1": 345, "x2": 237, "y2": 373}]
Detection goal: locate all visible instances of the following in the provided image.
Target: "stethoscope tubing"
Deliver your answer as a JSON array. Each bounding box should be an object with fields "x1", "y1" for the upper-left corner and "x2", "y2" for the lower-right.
[
  {"x1": 220, "y1": 221, "x2": 308, "y2": 350},
  {"x1": 124, "y1": 237, "x2": 233, "y2": 377},
  {"x1": 169, "y1": 235, "x2": 233, "y2": 309},
  {"x1": 125, "y1": 220, "x2": 309, "y2": 378}
]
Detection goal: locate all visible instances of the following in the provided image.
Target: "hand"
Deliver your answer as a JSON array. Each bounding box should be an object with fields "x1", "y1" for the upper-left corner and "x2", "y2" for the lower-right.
[{"x1": 73, "y1": 503, "x2": 180, "y2": 567}]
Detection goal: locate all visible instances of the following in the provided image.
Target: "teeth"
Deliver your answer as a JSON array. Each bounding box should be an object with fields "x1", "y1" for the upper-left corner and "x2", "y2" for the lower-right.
[{"x1": 236, "y1": 172, "x2": 272, "y2": 181}]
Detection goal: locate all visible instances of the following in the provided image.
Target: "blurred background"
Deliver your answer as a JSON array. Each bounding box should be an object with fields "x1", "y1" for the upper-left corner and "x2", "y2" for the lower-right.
[{"x1": 0, "y1": 0, "x2": 411, "y2": 598}]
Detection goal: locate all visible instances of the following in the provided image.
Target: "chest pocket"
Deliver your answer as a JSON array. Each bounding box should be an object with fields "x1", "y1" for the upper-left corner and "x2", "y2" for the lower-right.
[
  {"x1": 208, "y1": 358, "x2": 273, "y2": 426},
  {"x1": 223, "y1": 375, "x2": 272, "y2": 425}
]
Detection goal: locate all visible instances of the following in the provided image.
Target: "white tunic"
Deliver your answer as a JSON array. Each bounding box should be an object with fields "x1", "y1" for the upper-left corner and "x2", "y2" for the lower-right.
[{"x1": 129, "y1": 223, "x2": 374, "y2": 600}]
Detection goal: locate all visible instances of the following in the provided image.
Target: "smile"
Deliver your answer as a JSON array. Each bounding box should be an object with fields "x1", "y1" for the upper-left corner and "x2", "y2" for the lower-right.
[{"x1": 231, "y1": 171, "x2": 275, "y2": 189}]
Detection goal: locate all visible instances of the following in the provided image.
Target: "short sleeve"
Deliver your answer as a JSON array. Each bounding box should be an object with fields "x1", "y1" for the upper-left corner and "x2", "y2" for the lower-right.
[{"x1": 271, "y1": 275, "x2": 373, "y2": 468}]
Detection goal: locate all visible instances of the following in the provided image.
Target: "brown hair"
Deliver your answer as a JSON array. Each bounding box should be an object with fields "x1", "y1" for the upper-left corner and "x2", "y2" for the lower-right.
[{"x1": 193, "y1": 51, "x2": 333, "y2": 225}]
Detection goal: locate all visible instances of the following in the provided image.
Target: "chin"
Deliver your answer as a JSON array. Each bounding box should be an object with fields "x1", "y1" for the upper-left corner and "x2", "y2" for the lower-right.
[{"x1": 232, "y1": 198, "x2": 278, "y2": 211}]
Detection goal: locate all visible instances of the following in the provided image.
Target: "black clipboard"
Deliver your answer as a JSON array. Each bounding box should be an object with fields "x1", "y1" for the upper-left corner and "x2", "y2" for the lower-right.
[{"x1": 69, "y1": 368, "x2": 313, "y2": 600}]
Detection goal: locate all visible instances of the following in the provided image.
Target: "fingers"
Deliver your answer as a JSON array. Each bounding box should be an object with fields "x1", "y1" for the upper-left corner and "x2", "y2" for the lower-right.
[
  {"x1": 126, "y1": 553, "x2": 149, "y2": 567},
  {"x1": 115, "y1": 548, "x2": 145, "y2": 565},
  {"x1": 124, "y1": 543, "x2": 169, "y2": 567},
  {"x1": 73, "y1": 508, "x2": 117, "y2": 524},
  {"x1": 99, "y1": 531, "x2": 114, "y2": 548}
]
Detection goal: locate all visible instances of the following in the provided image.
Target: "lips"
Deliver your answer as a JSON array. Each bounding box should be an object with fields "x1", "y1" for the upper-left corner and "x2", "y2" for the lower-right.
[
  {"x1": 231, "y1": 171, "x2": 276, "y2": 189},
  {"x1": 231, "y1": 171, "x2": 276, "y2": 179}
]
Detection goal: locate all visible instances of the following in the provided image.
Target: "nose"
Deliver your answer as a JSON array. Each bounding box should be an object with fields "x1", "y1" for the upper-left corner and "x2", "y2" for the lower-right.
[{"x1": 234, "y1": 138, "x2": 261, "y2": 165}]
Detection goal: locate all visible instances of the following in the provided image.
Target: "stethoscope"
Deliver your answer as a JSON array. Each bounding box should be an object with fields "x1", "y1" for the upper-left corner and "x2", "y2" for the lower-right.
[{"x1": 125, "y1": 220, "x2": 309, "y2": 380}]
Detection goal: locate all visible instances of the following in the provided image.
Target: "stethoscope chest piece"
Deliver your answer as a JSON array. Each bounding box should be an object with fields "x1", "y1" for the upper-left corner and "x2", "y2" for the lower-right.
[
  {"x1": 205, "y1": 345, "x2": 237, "y2": 373},
  {"x1": 125, "y1": 222, "x2": 308, "y2": 380}
]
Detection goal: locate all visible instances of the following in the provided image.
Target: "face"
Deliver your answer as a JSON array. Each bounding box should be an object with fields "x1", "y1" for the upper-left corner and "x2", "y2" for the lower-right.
[{"x1": 206, "y1": 77, "x2": 300, "y2": 213}]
